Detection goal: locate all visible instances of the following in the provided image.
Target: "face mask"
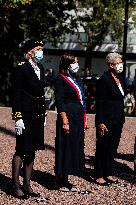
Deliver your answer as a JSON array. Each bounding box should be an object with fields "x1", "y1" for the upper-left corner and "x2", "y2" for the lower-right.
[
  {"x1": 70, "y1": 63, "x2": 79, "y2": 73},
  {"x1": 116, "y1": 63, "x2": 123, "y2": 73},
  {"x1": 34, "y1": 50, "x2": 43, "y2": 62}
]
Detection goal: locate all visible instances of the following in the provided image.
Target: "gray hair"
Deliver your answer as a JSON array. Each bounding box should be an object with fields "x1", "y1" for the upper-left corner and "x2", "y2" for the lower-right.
[{"x1": 106, "y1": 52, "x2": 122, "y2": 64}]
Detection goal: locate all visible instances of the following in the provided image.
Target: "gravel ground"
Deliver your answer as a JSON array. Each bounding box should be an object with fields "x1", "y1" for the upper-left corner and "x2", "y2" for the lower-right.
[{"x1": 0, "y1": 107, "x2": 136, "y2": 205}]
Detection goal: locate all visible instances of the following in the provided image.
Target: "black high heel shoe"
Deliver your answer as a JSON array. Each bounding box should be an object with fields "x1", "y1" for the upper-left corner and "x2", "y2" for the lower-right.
[
  {"x1": 24, "y1": 191, "x2": 40, "y2": 197},
  {"x1": 12, "y1": 187, "x2": 29, "y2": 199},
  {"x1": 22, "y1": 186, "x2": 40, "y2": 197},
  {"x1": 13, "y1": 193, "x2": 29, "y2": 200}
]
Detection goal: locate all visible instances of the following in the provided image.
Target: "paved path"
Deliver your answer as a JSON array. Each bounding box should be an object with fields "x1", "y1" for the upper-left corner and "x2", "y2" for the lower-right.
[{"x1": 0, "y1": 108, "x2": 136, "y2": 205}]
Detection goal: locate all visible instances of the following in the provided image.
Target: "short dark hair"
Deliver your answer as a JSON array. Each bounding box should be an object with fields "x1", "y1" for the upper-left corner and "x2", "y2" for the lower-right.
[{"x1": 59, "y1": 53, "x2": 76, "y2": 75}]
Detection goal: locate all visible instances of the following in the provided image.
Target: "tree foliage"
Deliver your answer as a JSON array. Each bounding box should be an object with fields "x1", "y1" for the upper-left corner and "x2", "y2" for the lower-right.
[
  {"x1": 20, "y1": 0, "x2": 77, "y2": 44},
  {"x1": 75, "y1": 0, "x2": 124, "y2": 49},
  {"x1": 0, "y1": 0, "x2": 77, "y2": 106},
  {"x1": 73, "y1": 0, "x2": 136, "y2": 68},
  {"x1": 0, "y1": 0, "x2": 136, "y2": 105}
]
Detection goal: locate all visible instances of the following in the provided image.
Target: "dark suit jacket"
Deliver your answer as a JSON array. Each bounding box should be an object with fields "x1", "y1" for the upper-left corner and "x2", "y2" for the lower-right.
[
  {"x1": 95, "y1": 70, "x2": 125, "y2": 127},
  {"x1": 12, "y1": 61, "x2": 46, "y2": 119}
]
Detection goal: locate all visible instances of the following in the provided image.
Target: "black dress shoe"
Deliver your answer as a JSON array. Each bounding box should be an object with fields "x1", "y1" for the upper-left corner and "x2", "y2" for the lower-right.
[
  {"x1": 22, "y1": 186, "x2": 40, "y2": 197},
  {"x1": 105, "y1": 178, "x2": 118, "y2": 184},
  {"x1": 13, "y1": 193, "x2": 29, "y2": 200},
  {"x1": 59, "y1": 185, "x2": 77, "y2": 192},
  {"x1": 63, "y1": 181, "x2": 73, "y2": 189},
  {"x1": 25, "y1": 191, "x2": 40, "y2": 197},
  {"x1": 54, "y1": 179, "x2": 74, "y2": 190}
]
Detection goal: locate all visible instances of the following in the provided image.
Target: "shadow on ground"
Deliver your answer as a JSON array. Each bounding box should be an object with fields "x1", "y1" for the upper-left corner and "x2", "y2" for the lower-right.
[
  {"x1": 84, "y1": 154, "x2": 136, "y2": 184},
  {"x1": 0, "y1": 171, "x2": 57, "y2": 197},
  {"x1": 0, "y1": 173, "x2": 12, "y2": 195},
  {"x1": 0, "y1": 126, "x2": 15, "y2": 137},
  {"x1": 116, "y1": 153, "x2": 134, "y2": 162},
  {"x1": 0, "y1": 153, "x2": 135, "y2": 197},
  {"x1": 31, "y1": 170, "x2": 57, "y2": 190}
]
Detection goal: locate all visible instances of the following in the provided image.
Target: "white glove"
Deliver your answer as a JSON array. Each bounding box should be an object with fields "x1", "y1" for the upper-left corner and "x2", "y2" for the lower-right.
[{"x1": 15, "y1": 119, "x2": 25, "y2": 135}]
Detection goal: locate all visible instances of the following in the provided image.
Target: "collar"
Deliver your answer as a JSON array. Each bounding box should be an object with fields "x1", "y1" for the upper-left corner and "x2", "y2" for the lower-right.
[{"x1": 29, "y1": 59, "x2": 40, "y2": 71}]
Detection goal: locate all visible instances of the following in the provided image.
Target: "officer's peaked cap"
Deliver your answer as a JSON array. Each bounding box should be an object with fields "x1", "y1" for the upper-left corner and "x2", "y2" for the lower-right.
[{"x1": 22, "y1": 37, "x2": 44, "y2": 53}]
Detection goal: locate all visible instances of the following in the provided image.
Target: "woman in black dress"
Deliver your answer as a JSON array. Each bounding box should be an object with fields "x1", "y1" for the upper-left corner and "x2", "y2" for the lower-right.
[
  {"x1": 11, "y1": 38, "x2": 47, "y2": 199},
  {"x1": 54, "y1": 54, "x2": 87, "y2": 191}
]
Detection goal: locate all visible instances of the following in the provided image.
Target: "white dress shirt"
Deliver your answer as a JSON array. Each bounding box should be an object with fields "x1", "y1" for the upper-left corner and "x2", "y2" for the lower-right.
[
  {"x1": 29, "y1": 59, "x2": 40, "y2": 80},
  {"x1": 118, "y1": 83, "x2": 124, "y2": 96}
]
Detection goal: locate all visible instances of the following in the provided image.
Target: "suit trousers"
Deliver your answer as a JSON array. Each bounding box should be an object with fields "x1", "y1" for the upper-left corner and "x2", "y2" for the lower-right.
[{"x1": 94, "y1": 123, "x2": 123, "y2": 178}]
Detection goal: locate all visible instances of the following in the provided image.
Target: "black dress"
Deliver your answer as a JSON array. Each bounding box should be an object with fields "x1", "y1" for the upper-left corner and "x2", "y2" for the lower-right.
[
  {"x1": 12, "y1": 61, "x2": 46, "y2": 152},
  {"x1": 54, "y1": 74, "x2": 85, "y2": 176}
]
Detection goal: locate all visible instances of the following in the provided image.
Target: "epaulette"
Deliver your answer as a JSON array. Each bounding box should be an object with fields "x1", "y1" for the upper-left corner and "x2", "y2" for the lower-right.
[{"x1": 18, "y1": 61, "x2": 25, "y2": 66}]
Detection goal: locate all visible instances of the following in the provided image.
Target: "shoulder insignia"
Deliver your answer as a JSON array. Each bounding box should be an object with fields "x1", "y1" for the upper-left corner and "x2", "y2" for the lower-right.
[{"x1": 18, "y1": 61, "x2": 25, "y2": 66}]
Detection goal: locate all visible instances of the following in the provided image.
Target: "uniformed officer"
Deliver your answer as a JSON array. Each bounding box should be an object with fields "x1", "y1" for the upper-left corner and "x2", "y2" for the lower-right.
[{"x1": 11, "y1": 37, "x2": 47, "y2": 199}]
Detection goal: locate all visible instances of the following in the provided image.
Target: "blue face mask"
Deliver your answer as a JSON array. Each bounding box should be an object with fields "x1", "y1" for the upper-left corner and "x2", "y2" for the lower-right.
[{"x1": 34, "y1": 50, "x2": 43, "y2": 62}]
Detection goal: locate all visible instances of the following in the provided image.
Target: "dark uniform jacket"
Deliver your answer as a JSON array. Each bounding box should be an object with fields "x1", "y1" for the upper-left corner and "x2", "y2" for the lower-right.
[
  {"x1": 12, "y1": 61, "x2": 46, "y2": 151},
  {"x1": 95, "y1": 70, "x2": 125, "y2": 127},
  {"x1": 12, "y1": 61, "x2": 46, "y2": 119}
]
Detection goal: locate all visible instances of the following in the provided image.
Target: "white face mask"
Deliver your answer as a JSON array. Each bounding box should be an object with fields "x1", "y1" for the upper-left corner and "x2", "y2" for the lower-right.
[
  {"x1": 116, "y1": 63, "x2": 123, "y2": 73},
  {"x1": 70, "y1": 63, "x2": 79, "y2": 73},
  {"x1": 34, "y1": 50, "x2": 43, "y2": 62}
]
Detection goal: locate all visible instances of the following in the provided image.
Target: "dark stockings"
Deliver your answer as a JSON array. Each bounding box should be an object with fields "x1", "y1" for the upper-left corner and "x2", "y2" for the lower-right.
[
  {"x1": 23, "y1": 157, "x2": 34, "y2": 192},
  {"x1": 12, "y1": 151, "x2": 35, "y2": 196},
  {"x1": 12, "y1": 154, "x2": 24, "y2": 196}
]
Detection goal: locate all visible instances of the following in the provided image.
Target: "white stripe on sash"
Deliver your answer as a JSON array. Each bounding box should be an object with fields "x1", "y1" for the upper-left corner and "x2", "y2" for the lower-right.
[{"x1": 67, "y1": 77, "x2": 83, "y2": 106}]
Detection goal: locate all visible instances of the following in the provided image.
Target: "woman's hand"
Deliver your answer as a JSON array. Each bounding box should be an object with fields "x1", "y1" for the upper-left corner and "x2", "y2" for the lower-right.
[
  {"x1": 63, "y1": 123, "x2": 69, "y2": 134},
  {"x1": 98, "y1": 123, "x2": 108, "y2": 137},
  {"x1": 60, "y1": 112, "x2": 69, "y2": 134}
]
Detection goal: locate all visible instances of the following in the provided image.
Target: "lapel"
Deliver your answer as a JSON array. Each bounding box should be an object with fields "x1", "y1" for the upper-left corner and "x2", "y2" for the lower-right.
[
  {"x1": 107, "y1": 71, "x2": 124, "y2": 96},
  {"x1": 26, "y1": 61, "x2": 43, "y2": 86},
  {"x1": 38, "y1": 63, "x2": 44, "y2": 83}
]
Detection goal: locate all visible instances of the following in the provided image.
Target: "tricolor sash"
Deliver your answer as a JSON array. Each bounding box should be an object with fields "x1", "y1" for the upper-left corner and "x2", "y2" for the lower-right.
[{"x1": 59, "y1": 73, "x2": 87, "y2": 129}]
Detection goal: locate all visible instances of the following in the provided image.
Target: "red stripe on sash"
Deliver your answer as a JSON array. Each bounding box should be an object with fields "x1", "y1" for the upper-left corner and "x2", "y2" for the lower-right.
[
  {"x1": 60, "y1": 73, "x2": 82, "y2": 103},
  {"x1": 59, "y1": 73, "x2": 87, "y2": 129}
]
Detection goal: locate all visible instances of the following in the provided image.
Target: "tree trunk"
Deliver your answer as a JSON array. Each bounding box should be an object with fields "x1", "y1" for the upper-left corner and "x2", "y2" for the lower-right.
[{"x1": 84, "y1": 31, "x2": 93, "y2": 76}]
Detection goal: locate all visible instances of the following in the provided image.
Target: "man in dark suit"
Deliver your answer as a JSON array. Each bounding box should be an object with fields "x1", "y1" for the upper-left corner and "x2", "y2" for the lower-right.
[
  {"x1": 94, "y1": 52, "x2": 125, "y2": 186},
  {"x1": 11, "y1": 38, "x2": 47, "y2": 199}
]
